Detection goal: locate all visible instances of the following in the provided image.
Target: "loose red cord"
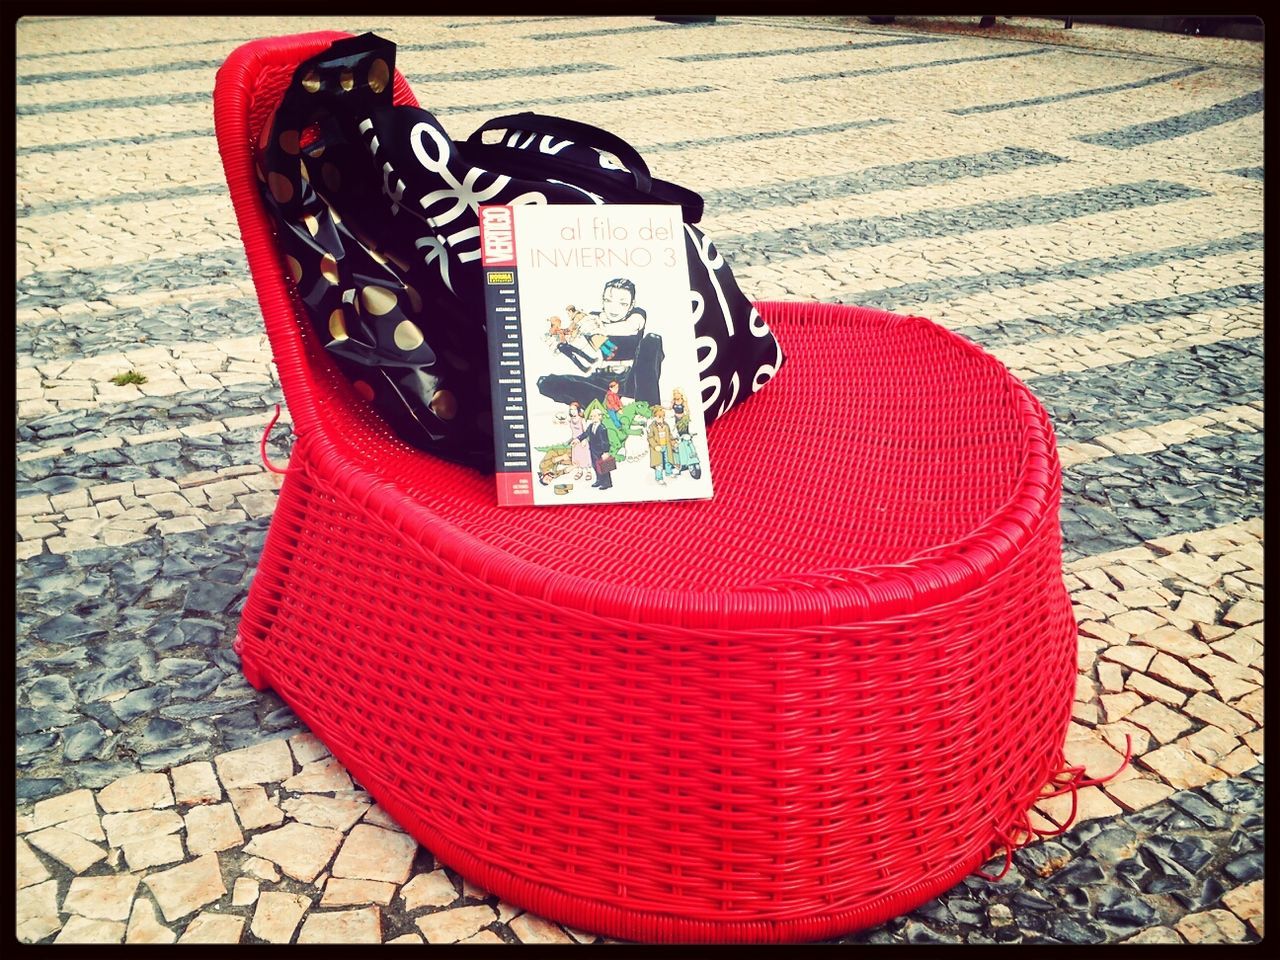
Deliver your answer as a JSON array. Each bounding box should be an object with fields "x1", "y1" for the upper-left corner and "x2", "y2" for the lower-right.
[
  {"x1": 976, "y1": 735, "x2": 1133, "y2": 881},
  {"x1": 259, "y1": 403, "x2": 291, "y2": 475}
]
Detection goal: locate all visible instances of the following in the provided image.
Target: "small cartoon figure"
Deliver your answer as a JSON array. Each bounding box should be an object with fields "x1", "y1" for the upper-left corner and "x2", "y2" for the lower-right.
[
  {"x1": 566, "y1": 401, "x2": 593, "y2": 480},
  {"x1": 604, "y1": 380, "x2": 624, "y2": 429},
  {"x1": 646, "y1": 405, "x2": 677, "y2": 484},
  {"x1": 537, "y1": 448, "x2": 574, "y2": 486},
  {"x1": 547, "y1": 315, "x2": 595, "y2": 373},
  {"x1": 564, "y1": 304, "x2": 617, "y2": 362},
  {"x1": 577, "y1": 407, "x2": 614, "y2": 490},
  {"x1": 670, "y1": 388, "x2": 690, "y2": 437}
]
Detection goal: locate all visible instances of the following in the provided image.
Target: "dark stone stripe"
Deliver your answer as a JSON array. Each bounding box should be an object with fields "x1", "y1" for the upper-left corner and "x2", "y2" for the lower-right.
[
  {"x1": 17, "y1": 248, "x2": 249, "y2": 312},
  {"x1": 1061, "y1": 426, "x2": 1262, "y2": 561},
  {"x1": 15, "y1": 515, "x2": 284, "y2": 797},
  {"x1": 640, "y1": 117, "x2": 895, "y2": 153},
  {"x1": 1226, "y1": 166, "x2": 1263, "y2": 180},
  {"x1": 19, "y1": 118, "x2": 897, "y2": 219},
  {"x1": 16, "y1": 81, "x2": 713, "y2": 157},
  {"x1": 27, "y1": 266, "x2": 1261, "y2": 369},
  {"x1": 948, "y1": 65, "x2": 1208, "y2": 116},
  {"x1": 721, "y1": 181, "x2": 1209, "y2": 267},
  {"x1": 1030, "y1": 335, "x2": 1262, "y2": 444},
  {"x1": 1077, "y1": 88, "x2": 1264, "y2": 149},
  {"x1": 717, "y1": 16, "x2": 904, "y2": 37},
  {"x1": 16, "y1": 386, "x2": 290, "y2": 497},
  {"x1": 18, "y1": 57, "x2": 225, "y2": 85},
  {"x1": 705, "y1": 145, "x2": 1066, "y2": 215},
  {"x1": 18, "y1": 127, "x2": 214, "y2": 157},
  {"x1": 372, "y1": 40, "x2": 483, "y2": 52},
  {"x1": 17, "y1": 62, "x2": 617, "y2": 116},
  {"x1": 404, "y1": 61, "x2": 615, "y2": 84},
  {"x1": 664, "y1": 35, "x2": 950, "y2": 62},
  {"x1": 848, "y1": 232, "x2": 1264, "y2": 312},
  {"x1": 442, "y1": 16, "x2": 575, "y2": 28},
  {"x1": 952, "y1": 282, "x2": 1265, "y2": 351},
  {"x1": 435, "y1": 84, "x2": 718, "y2": 117},
  {"x1": 17, "y1": 190, "x2": 1239, "y2": 322},
  {"x1": 8, "y1": 147, "x2": 1062, "y2": 304},
  {"x1": 777, "y1": 46, "x2": 1049, "y2": 84},
  {"x1": 17, "y1": 40, "x2": 482, "y2": 84},
  {"x1": 527, "y1": 21, "x2": 716, "y2": 41},
  {"x1": 19, "y1": 183, "x2": 220, "y2": 219},
  {"x1": 1049, "y1": 41, "x2": 1260, "y2": 70},
  {"x1": 14, "y1": 34, "x2": 274, "y2": 60},
  {"x1": 31, "y1": 118, "x2": 1020, "y2": 220},
  {"x1": 19, "y1": 296, "x2": 264, "y2": 363},
  {"x1": 843, "y1": 768, "x2": 1264, "y2": 944},
  {"x1": 18, "y1": 89, "x2": 210, "y2": 116}
]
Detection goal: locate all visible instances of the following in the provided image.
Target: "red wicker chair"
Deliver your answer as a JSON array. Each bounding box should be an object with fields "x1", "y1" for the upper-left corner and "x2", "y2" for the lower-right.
[{"x1": 215, "y1": 33, "x2": 1079, "y2": 943}]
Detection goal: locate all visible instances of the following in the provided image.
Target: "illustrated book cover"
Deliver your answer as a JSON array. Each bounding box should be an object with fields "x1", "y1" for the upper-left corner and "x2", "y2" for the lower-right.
[{"x1": 479, "y1": 203, "x2": 714, "y2": 507}]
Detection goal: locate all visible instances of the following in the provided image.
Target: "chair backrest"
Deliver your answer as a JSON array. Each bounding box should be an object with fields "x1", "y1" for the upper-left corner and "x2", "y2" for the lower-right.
[{"x1": 212, "y1": 32, "x2": 419, "y2": 440}]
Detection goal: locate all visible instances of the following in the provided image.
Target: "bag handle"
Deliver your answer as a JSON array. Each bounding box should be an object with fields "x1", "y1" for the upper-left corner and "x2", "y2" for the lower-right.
[{"x1": 467, "y1": 112, "x2": 653, "y2": 194}]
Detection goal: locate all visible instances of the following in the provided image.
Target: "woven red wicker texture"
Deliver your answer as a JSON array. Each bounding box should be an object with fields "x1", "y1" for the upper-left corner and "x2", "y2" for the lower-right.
[{"x1": 216, "y1": 35, "x2": 1078, "y2": 943}]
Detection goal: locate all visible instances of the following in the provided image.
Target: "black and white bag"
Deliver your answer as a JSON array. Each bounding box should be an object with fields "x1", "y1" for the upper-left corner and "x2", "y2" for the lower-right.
[{"x1": 257, "y1": 32, "x2": 784, "y2": 470}]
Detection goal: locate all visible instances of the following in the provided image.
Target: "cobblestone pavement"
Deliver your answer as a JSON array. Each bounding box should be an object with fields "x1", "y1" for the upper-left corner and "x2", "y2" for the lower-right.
[{"x1": 16, "y1": 14, "x2": 1263, "y2": 945}]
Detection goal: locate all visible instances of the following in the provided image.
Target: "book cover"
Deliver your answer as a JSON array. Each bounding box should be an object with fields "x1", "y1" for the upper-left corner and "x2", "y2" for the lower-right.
[{"x1": 479, "y1": 203, "x2": 714, "y2": 507}]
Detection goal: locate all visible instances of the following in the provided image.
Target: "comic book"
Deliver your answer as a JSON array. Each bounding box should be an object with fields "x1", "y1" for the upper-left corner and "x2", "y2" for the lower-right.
[{"x1": 478, "y1": 203, "x2": 714, "y2": 507}]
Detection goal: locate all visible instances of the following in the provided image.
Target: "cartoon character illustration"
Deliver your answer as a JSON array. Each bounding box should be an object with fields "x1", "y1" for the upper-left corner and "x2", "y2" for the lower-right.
[
  {"x1": 566, "y1": 401, "x2": 593, "y2": 480},
  {"x1": 670, "y1": 388, "x2": 690, "y2": 436},
  {"x1": 577, "y1": 407, "x2": 615, "y2": 490},
  {"x1": 537, "y1": 447, "x2": 575, "y2": 486},
  {"x1": 675, "y1": 431, "x2": 702, "y2": 480},
  {"x1": 538, "y1": 277, "x2": 664, "y2": 410},
  {"x1": 546, "y1": 315, "x2": 595, "y2": 374},
  {"x1": 646, "y1": 405, "x2": 678, "y2": 484},
  {"x1": 565, "y1": 304, "x2": 617, "y2": 361},
  {"x1": 604, "y1": 380, "x2": 624, "y2": 429}
]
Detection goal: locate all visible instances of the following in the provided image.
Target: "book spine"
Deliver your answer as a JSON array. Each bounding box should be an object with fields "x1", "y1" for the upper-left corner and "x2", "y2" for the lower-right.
[{"x1": 479, "y1": 205, "x2": 534, "y2": 506}]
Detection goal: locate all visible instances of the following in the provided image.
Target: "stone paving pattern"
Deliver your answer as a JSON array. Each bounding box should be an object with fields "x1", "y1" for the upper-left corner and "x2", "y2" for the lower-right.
[{"x1": 16, "y1": 13, "x2": 1263, "y2": 945}]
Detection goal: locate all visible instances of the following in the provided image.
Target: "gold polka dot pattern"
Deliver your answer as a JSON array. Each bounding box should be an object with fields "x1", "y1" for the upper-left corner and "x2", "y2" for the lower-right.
[
  {"x1": 430, "y1": 390, "x2": 458, "y2": 420},
  {"x1": 361, "y1": 286, "x2": 399, "y2": 316},
  {"x1": 320, "y1": 253, "x2": 340, "y2": 285},
  {"x1": 394, "y1": 320, "x2": 425, "y2": 352},
  {"x1": 267, "y1": 172, "x2": 293, "y2": 204},
  {"x1": 368, "y1": 58, "x2": 389, "y2": 94},
  {"x1": 328, "y1": 309, "x2": 349, "y2": 342}
]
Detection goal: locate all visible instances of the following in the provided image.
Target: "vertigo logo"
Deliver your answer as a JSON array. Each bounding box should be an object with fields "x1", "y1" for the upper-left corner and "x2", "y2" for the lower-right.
[{"x1": 479, "y1": 205, "x2": 516, "y2": 266}]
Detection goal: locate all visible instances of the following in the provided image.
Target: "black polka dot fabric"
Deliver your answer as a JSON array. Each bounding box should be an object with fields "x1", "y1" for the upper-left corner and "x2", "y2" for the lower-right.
[
  {"x1": 256, "y1": 35, "x2": 492, "y2": 467},
  {"x1": 256, "y1": 33, "x2": 784, "y2": 471}
]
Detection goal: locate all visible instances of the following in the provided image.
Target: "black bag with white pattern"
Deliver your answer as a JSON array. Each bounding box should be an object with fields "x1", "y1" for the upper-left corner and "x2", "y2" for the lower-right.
[{"x1": 256, "y1": 32, "x2": 784, "y2": 471}]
